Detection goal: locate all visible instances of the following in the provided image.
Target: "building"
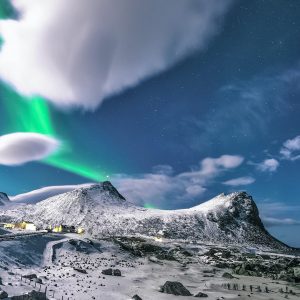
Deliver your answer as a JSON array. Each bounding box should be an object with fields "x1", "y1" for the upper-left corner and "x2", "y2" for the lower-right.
[
  {"x1": 4, "y1": 223, "x2": 15, "y2": 229},
  {"x1": 77, "y1": 227, "x2": 85, "y2": 234},
  {"x1": 14, "y1": 221, "x2": 37, "y2": 231},
  {"x1": 25, "y1": 222, "x2": 37, "y2": 231},
  {"x1": 52, "y1": 225, "x2": 76, "y2": 233}
]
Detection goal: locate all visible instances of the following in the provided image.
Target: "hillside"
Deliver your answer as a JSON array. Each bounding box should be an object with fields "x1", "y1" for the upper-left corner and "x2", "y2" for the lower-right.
[{"x1": 0, "y1": 182, "x2": 290, "y2": 251}]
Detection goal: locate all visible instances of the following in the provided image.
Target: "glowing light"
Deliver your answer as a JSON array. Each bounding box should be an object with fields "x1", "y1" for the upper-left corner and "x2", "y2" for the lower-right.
[
  {"x1": 44, "y1": 155, "x2": 106, "y2": 182},
  {"x1": 0, "y1": 0, "x2": 13, "y2": 20},
  {"x1": 1, "y1": 85, "x2": 55, "y2": 135},
  {"x1": 144, "y1": 203, "x2": 158, "y2": 209}
]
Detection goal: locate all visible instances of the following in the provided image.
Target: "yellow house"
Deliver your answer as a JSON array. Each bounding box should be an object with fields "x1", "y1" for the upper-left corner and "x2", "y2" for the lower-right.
[
  {"x1": 14, "y1": 221, "x2": 36, "y2": 231},
  {"x1": 53, "y1": 225, "x2": 63, "y2": 233},
  {"x1": 4, "y1": 223, "x2": 15, "y2": 229},
  {"x1": 77, "y1": 227, "x2": 85, "y2": 234}
]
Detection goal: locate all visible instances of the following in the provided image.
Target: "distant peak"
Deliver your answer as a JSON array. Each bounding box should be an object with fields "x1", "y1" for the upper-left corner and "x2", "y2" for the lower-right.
[
  {"x1": 0, "y1": 192, "x2": 10, "y2": 205},
  {"x1": 79, "y1": 181, "x2": 126, "y2": 201}
]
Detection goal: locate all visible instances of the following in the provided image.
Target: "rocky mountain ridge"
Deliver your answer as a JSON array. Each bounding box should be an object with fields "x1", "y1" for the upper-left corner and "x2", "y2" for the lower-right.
[{"x1": 0, "y1": 182, "x2": 291, "y2": 251}]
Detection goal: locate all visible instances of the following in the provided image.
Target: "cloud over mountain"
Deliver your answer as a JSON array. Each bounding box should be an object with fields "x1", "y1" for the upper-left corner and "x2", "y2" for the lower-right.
[
  {"x1": 113, "y1": 154, "x2": 243, "y2": 208},
  {"x1": 0, "y1": 0, "x2": 233, "y2": 109}
]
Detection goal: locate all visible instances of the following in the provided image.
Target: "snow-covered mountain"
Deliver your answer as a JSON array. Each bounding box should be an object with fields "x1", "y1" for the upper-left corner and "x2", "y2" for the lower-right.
[
  {"x1": 0, "y1": 182, "x2": 289, "y2": 251},
  {"x1": 0, "y1": 192, "x2": 10, "y2": 206}
]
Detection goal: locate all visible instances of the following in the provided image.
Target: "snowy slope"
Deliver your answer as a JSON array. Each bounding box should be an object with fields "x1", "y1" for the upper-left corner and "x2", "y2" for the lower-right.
[
  {"x1": 10, "y1": 183, "x2": 92, "y2": 204},
  {"x1": 0, "y1": 182, "x2": 289, "y2": 251}
]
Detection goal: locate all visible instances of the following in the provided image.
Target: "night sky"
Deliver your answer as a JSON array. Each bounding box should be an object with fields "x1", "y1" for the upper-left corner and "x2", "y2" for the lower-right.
[{"x1": 0, "y1": 0, "x2": 300, "y2": 246}]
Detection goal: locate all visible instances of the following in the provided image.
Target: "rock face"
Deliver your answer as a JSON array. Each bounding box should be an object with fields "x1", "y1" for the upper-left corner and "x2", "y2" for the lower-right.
[
  {"x1": 0, "y1": 290, "x2": 8, "y2": 299},
  {"x1": 0, "y1": 192, "x2": 9, "y2": 205},
  {"x1": 11, "y1": 290, "x2": 48, "y2": 300},
  {"x1": 194, "y1": 292, "x2": 208, "y2": 297},
  {"x1": 222, "y1": 272, "x2": 234, "y2": 279},
  {"x1": 0, "y1": 183, "x2": 292, "y2": 250},
  {"x1": 160, "y1": 281, "x2": 192, "y2": 296}
]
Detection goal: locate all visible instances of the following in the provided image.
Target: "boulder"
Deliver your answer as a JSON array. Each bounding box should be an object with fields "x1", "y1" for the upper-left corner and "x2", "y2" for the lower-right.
[
  {"x1": 222, "y1": 272, "x2": 234, "y2": 279},
  {"x1": 160, "y1": 281, "x2": 192, "y2": 296},
  {"x1": 194, "y1": 292, "x2": 208, "y2": 297},
  {"x1": 132, "y1": 295, "x2": 142, "y2": 300},
  {"x1": 102, "y1": 268, "x2": 122, "y2": 276},
  {"x1": 113, "y1": 269, "x2": 122, "y2": 276},
  {"x1": 73, "y1": 268, "x2": 87, "y2": 274},
  {"x1": 0, "y1": 291, "x2": 8, "y2": 299},
  {"x1": 11, "y1": 290, "x2": 48, "y2": 300},
  {"x1": 102, "y1": 268, "x2": 113, "y2": 275}
]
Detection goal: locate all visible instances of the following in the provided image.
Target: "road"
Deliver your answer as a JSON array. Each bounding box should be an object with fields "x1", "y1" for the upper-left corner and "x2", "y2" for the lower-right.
[{"x1": 0, "y1": 230, "x2": 47, "y2": 241}]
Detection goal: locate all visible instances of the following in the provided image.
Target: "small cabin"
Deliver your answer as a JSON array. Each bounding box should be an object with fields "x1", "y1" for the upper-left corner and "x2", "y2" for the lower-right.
[
  {"x1": 15, "y1": 221, "x2": 37, "y2": 231},
  {"x1": 4, "y1": 223, "x2": 15, "y2": 229},
  {"x1": 77, "y1": 227, "x2": 85, "y2": 234},
  {"x1": 52, "y1": 225, "x2": 76, "y2": 233}
]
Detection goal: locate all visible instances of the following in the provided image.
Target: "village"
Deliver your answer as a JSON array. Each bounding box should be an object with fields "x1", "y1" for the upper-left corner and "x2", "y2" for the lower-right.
[{"x1": 0, "y1": 221, "x2": 85, "y2": 234}]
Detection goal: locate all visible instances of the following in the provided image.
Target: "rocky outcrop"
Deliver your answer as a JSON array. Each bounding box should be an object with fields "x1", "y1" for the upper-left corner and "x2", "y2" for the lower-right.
[
  {"x1": 11, "y1": 290, "x2": 48, "y2": 300},
  {"x1": 0, "y1": 291, "x2": 8, "y2": 299},
  {"x1": 101, "y1": 268, "x2": 122, "y2": 276},
  {"x1": 194, "y1": 292, "x2": 208, "y2": 297},
  {"x1": 0, "y1": 192, "x2": 9, "y2": 205},
  {"x1": 160, "y1": 281, "x2": 192, "y2": 296}
]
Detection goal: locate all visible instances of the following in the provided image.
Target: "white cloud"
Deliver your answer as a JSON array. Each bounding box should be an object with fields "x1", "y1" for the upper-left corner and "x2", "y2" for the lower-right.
[
  {"x1": 0, "y1": 132, "x2": 60, "y2": 166},
  {"x1": 280, "y1": 135, "x2": 300, "y2": 161},
  {"x1": 256, "y1": 158, "x2": 279, "y2": 172},
  {"x1": 113, "y1": 154, "x2": 243, "y2": 208},
  {"x1": 262, "y1": 217, "x2": 300, "y2": 227},
  {"x1": 0, "y1": 0, "x2": 233, "y2": 109},
  {"x1": 10, "y1": 183, "x2": 91, "y2": 204},
  {"x1": 222, "y1": 176, "x2": 255, "y2": 186}
]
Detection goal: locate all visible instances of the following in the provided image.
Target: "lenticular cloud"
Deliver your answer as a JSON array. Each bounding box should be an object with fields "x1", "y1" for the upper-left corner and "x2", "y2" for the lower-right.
[
  {"x1": 0, "y1": 0, "x2": 233, "y2": 110},
  {"x1": 0, "y1": 132, "x2": 60, "y2": 166}
]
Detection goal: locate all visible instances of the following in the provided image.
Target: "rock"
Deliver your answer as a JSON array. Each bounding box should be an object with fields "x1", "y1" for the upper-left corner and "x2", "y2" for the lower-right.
[
  {"x1": 102, "y1": 268, "x2": 113, "y2": 275},
  {"x1": 73, "y1": 268, "x2": 87, "y2": 274},
  {"x1": 23, "y1": 274, "x2": 38, "y2": 280},
  {"x1": 132, "y1": 295, "x2": 142, "y2": 300},
  {"x1": 0, "y1": 291, "x2": 8, "y2": 299},
  {"x1": 222, "y1": 272, "x2": 234, "y2": 279},
  {"x1": 194, "y1": 292, "x2": 208, "y2": 297},
  {"x1": 160, "y1": 281, "x2": 192, "y2": 296},
  {"x1": 113, "y1": 269, "x2": 122, "y2": 276},
  {"x1": 102, "y1": 268, "x2": 121, "y2": 276},
  {"x1": 34, "y1": 278, "x2": 43, "y2": 284},
  {"x1": 11, "y1": 290, "x2": 48, "y2": 299}
]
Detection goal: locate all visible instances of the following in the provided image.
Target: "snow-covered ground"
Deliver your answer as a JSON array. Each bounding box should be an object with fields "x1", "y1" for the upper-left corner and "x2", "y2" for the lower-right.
[
  {"x1": 0, "y1": 182, "x2": 299, "y2": 299},
  {"x1": 0, "y1": 233, "x2": 299, "y2": 300}
]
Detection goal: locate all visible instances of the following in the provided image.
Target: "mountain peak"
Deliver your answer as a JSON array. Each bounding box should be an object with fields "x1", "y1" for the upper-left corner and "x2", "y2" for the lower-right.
[
  {"x1": 79, "y1": 181, "x2": 126, "y2": 201},
  {"x1": 0, "y1": 192, "x2": 10, "y2": 205}
]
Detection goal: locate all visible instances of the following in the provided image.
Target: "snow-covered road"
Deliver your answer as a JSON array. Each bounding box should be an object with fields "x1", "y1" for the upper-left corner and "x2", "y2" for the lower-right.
[{"x1": 42, "y1": 237, "x2": 71, "y2": 266}]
